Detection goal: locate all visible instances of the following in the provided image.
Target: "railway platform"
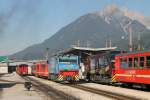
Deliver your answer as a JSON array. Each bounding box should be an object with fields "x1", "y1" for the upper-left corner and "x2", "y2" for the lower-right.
[{"x1": 0, "y1": 73, "x2": 48, "y2": 100}]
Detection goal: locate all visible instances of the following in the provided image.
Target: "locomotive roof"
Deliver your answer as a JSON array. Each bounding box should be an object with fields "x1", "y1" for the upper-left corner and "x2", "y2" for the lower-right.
[{"x1": 117, "y1": 50, "x2": 150, "y2": 56}]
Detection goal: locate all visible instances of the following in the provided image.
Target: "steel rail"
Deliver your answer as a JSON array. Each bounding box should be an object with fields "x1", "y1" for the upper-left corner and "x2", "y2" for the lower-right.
[
  {"x1": 67, "y1": 84, "x2": 143, "y2": 100},
  {"x1": 22, "y1": 76, "x2": 79, "y2": 100}
]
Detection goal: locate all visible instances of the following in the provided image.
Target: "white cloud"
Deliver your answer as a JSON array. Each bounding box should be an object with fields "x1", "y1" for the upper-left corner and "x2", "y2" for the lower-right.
[{"x1": 123, "y1": 8, "x2": 150, "y2": 29}]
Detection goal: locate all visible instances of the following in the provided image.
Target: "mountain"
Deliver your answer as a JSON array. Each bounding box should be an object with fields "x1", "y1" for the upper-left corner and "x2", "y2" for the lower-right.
[{"x1": 11, "y1": 5, "x2": 150, "y2": 60}]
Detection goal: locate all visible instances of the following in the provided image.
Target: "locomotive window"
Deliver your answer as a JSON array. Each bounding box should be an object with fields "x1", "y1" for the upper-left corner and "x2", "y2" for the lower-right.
[
  {"x1": 59, "y1": 59, "x2": 77, "y2": 64},
  {"x1": 134, "y1": 57, "x2": 138, "y2": 68},
  {"x1": 140, "y1": 57, "x2": 144, "y2": 68},
  {"x1": 146, "y1": 56, "x2": 150, "y2": 68},
  {"x1": 128, "y1": 58, "x2": 132, "y2": 67},
  {"x1": 121, "y1": 58, "x2": 128, "y2": 68}
]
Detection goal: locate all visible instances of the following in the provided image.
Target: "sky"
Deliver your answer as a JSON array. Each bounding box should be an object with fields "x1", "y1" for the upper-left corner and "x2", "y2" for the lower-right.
[{"x1": 0, "y1": 0, "x2": 150, "y2": 55}]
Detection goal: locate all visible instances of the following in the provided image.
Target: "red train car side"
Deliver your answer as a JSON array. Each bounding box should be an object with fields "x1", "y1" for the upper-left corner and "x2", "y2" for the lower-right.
[
  {"x1": 34, "y1": 61, "x2": 48, "y2": 78},
  {"x1": 114, "y1": 50, "x2": 150, "y2": 88},
  {"x1": 31, "y1": 63, "x2": 37, "y2": 76},
  {"x1": 16, "y1": 64, "x2": 28, "y2": 75}
]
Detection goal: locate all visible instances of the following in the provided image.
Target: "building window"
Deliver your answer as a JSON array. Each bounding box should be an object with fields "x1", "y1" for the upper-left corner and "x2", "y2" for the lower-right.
[
  {"x1": 140, "y1": 57, "x2": 144, "y2": 68},
  {"x1": 128, "y1": 58, "x2": 132, "y2": 67},
  {"x1": 134, "y1": 57, "x2": 138, "y2": 68},
  {"x1": 146, "y1": 56, "x2": 150, "y2": 68},
  {"x1": 121, "y1": 58, "x2": 128, "y2": 68}
]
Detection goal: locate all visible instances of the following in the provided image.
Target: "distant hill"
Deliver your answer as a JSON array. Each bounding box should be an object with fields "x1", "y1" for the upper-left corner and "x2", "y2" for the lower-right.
[{"x1": 11, "y1": 5, "x2": 150, "y2": 60}]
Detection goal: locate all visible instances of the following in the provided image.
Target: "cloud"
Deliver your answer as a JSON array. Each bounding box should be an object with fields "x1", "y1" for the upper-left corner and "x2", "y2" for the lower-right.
[
  {"x1": 0, "y1": 1, "x2": 19, "y2": 36},
  {"x1": 96, "y1": 4, "x2": 150, "y2": 29},
  {"x1": 0, "y1": 0, "x2": 42, "y2": 38},
  {"x1": 122, "y1": 8, "x2": 150, "y2": 29}
]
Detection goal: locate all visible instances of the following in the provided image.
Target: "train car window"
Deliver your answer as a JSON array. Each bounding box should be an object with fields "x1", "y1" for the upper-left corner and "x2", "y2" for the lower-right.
[
  {"x1": 42, "y1": 64, "x2": 46, "y2": 70},
  {"x1": 140, "y1": 57, "x2": 144, "y2": 68},
  {"x1": 121, "y1": 58, "x2": 128, "y2": 68},
  {"x1": 128, "y1": 58, "x2": 132, "y2": 67},
  {"x1": 134, "y1": 57, "x2": 138, "y2": 68},
  {"x1": 146, "y1": 56, "x2": 150, "y2": 68}
]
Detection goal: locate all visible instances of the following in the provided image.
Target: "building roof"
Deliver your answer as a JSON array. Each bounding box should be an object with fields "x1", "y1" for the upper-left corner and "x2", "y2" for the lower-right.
[
  {"x1": 71, "y1": 46, "x2": 117, "y2": 51},
  {"x1": 57, "y1": 46, "x2": 117, "y2": 56}
]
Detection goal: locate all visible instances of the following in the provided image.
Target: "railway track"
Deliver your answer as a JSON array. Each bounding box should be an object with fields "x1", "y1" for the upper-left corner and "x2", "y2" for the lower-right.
[
  {"x1": 22, "y1": 76, "x2": 79, "y2": 100},
  {"x1": 65, "y1": 83, "x2": 143, "y2": 100},
  {"x1": 22, "y1": 76, "x2": 144, "y2": 100}
]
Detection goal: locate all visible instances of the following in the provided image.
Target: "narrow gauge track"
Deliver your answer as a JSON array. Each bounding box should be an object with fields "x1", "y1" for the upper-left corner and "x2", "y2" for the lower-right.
[
  {"x1": 22, "y1": 76, "x2": 79, "y2": 100},
  {"x1": 62, "y1": 83, "x2": 143, "y2": 100}
]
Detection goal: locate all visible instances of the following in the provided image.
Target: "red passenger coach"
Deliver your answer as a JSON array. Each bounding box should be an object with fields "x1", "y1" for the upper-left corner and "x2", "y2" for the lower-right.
[
  {"x1": 17, "y1": 64, "x2": 28, "y2": 75},
  {"x1": 35, "y1": 61, "x2": 48, "y2": 78},
  {"x1": 114, "y1": 50, "x2": 150, "y2": 88},
  {"x1": 31, "y1": 63, "x2": 37, "y2": 76}
]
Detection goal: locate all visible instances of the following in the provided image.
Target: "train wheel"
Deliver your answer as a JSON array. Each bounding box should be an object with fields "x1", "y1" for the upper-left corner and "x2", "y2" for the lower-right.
[
  {"x1": 127, "y1": 83, "x2": 133, "y2": 88},
  {"x1": 128, "y1": 83, "x2": 133, "y2": 86},
  {"x1": 122, "y1": 83, "x2": 133, "y2": 88},
  {"x1": 146, "y1": 84, "x2": 150, "y2": 90}
]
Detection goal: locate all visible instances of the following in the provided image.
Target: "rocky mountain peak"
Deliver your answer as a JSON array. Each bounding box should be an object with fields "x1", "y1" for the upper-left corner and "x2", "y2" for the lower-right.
[{"x1": 10, "y1": 5, "x2": 150, "y2": 59}]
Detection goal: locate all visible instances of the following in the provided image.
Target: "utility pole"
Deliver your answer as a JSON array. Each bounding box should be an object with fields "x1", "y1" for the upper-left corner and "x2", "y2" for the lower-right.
[
  {"x1": 86, "y1": 40, "x2": 90, "y2": 47},
  {"x1": 123, "y1": 20, "x2": 133, "y2": 52},
  {"x1": 129, "y1": 26, "x2": 133, "y2": 52},
  {"x1": 105, "y1": 38, "x2": 112, "y2": 48},
  {"x1": 109, "y1": 39, "x2": 112, "y2": 47},
  {"x1": 138, "y1": 32, "x2": 141, "y2": 51},
  {"x1": 105, "y1": 39, "x2": 108, "y2": 48},
  {"x1": 46, "y1": 48, "x2": 49, "y2": 61},
  {"x1": 77, "y1": 40, "x2": 80, "y2": 47}
]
